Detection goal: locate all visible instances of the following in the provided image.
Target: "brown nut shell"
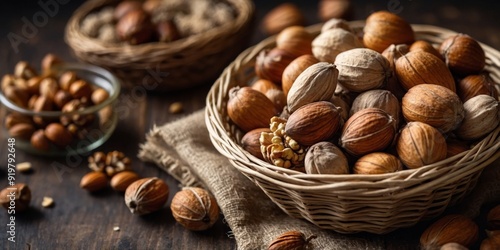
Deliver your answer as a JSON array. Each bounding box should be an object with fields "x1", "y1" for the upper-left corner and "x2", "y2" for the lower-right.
[
  {"x1": 110, "y1": 171, "x2": 140, "y2": 192},
  {"x1": 395, "y1": 50, "x2": 456, "y2": 92},
  {"x1": 276, "y1": 26, "x2": 314, "y2": 57},
  {"x1": 255, "y1": 48, "x2": 297, "y2": 84},
  {"x1": 0, "y1": 183, "x2": 31, "y2": 212},
  {"x1": 31, "y1": 129, "x2": 51, "y2": 151},
  {"x1": 285, "y1": 101, "x2": 342, "y2": 146},
  {"x1": 268, "y1": 230, "x2": 316, "y2": 250},
  {"x1": 457, "y1": 74, "x2": 498, "y2": 102},
  {"x1": 402, "y1": 84, "x2": 464, "y2": 133},
  {"x1": 241, "y1": 128, "x2": 272, "y2": 160},
  {"x1": 170, "y1": 187, "x2": 219, "y2": 231},
  {"x1": 44, "y1": 123, "x2": 73, "y2": 147},
  {"x1": 304, "y1": 141, "x2": 349, "y2": 174},
  {"x1": 440, "y1": 34, "x2": 485, "y2": 76},
  {"x1": 116, "y1": 9, "x2": 155, "y2": 45},
  {"x1": 409, "y1": 40, "x2": 443, "y2": 60},
  {"x1": 282, "y1": 55, "x2": 320, "y2": 98},
  {"x1": 480, "y1": 233, "x2": 500, "y2": 250},
  {"x1": 454, "y1": 95, "x2": 499, "y2": 141},
  {"x1": 350, "y1": 89, "x2": 400, "y2": 125},
  {"x1": 420, "y1": 214, "x2": 478, "y2": 249},
  {"x1": 227, "y1": 86, "x2": 278, "y2": 132},
  {"x1": 339, "y1": 108, "x2": 396, "y2": 157},
  {"x1": 363, "y1": 11, "x2": 415, "y2": 53},
  {"x1": 353, "y1": 152, "x2": 403, "y2": 174},
  {"x1": 125, "y1": 177, "x2": 169, "y2": 215},
  {"x1": 397, "y1": 121, "x2": 447, "y2": 169},
  {"x1": 261, "y1": 3, "x2": 305, "y2": 35},
  {"x1": 80, "y1": 171, "x2": 108, "y2": 192},
  {"x1": 8, "y1": 123, "x2": 36, "y2": 140}
]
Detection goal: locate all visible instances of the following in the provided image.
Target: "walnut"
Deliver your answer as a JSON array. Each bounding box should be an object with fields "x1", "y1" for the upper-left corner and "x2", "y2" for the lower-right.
[{"x1": 88, "y1": 151, "x2": 131, "y2": 177}]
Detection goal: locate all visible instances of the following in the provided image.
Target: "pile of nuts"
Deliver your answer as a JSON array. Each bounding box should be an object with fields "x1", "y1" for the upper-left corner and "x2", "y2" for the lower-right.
[
  {"x1": 228, "y1": 11, "x2": 500, "y2": 175},
  {"x1": 79, "y1": 151, "x2": 220, "y2": 231},
  {"x1": 81, "y1": 0, "x2": 236, "y2": 44},
  {"x1": 2, "y1": 55, "x2": 111, "y2": 152}
]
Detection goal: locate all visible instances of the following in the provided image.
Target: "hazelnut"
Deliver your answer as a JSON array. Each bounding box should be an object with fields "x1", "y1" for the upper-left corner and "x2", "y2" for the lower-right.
[
  {"x1": 261, "y1": 3, "x2": 305, "y2": 35},
  {"x1": 39, "y1": 77, "x2": 60, "y2": 101},
  {"x1": 318, "y1": 0, "x2": 352, "y2": 22},
  {"x1": 113, "y1": 0, "x2": 143, "y2": 20},
  {"x1": 80, "y1": 171, "x2": 108, "y2": 192},
  {"x1": 41, "y1": 53, "x2": 62, "y2": 75},
  {"x1": 268, "y1": 231, "x2": 316, "y2": 250},
  {"x1": 69, "y1": 80, "x2": 92, "y2": 99},
  {"x1": 397, "y1": 121, "x2": 447, "y2": 169},
  {"x1": 110, "y1": 171, "x2": 140, "y2": 192},
  {"x1": 255, "y1": 48, "x2": 297, "y2": 84},
  {"x1": 116, "y1": 9, "x2": 155, "y2": 45},
  {"x1": 53, "y1": 89, "x2": 73, "y2": 108},
  {"x1": 3, "y1": 85, "x2": 29, "y2": 108},
  {"x1": 285, "y1": 101, "x2": 342, "y2": 146},
  {"x1": 170, "y1": 187, "x2": 219, "y2": 231},
  {"x1": 363, "y1": 11, "x2": 415, "y2": 53},
  {"x1": 353, "y1": 152, "x2": 403, "y2": 174},
  {"x1": 275, "y1": 26, "x2": 314, "y2": 57},
  {"x1": 402, "y1": 84, "x2": 464, "y2": 134},
  {"x1": 8, "y1": 123, "x2": 36, "y2": 140},
  {"x1": 58, "y1": 71, "x2": 77, "y2": 91},
  {"x1": 0, "y1": 183, "x2": 31, "y2": 212},
  {"x1": 304, "y1": 141, "x2": 349, "y2": 174},
  {"x1": 91, "y1": 88, "x2": 109, "y2": 105},
  {"x1": 420, "y1": 214, "x2": 478, "y2": 249},
  {"x1": 124, "y1": 177, "x2": 169, "y2": 215},
  {"x1": 409, "y1": 40, "x2": 443, "y2": 61},
  {"x1": 32, "y1": 95, "x2": 54, "y2": 126},
  {"x1": 340, "y1": 108, "x2": 396, "y2": 156},
  {"x1": 44, "y1": 123, "x2": 73, "y2": 147},
  {"x1": 26, "y1": 76, "x2": 44, "y2": 95},
  {"x1": 487, "y1": 204, "x2": 500, "y2": 230},
  {"x1": 440, "y1": 34, "x2": 485, "y2": 76},
  {"x1": 1, "y1": 74, "x2": 17, "y2": 92},
  {"x1": 14, "y1": 61, "x2": 37, "y2": 80},
  {"x1": 156, "y1": 20, "x2": 180, "y2": 43},
  {"x1": 5, "y1": 113, "x2": 32, "y2": 129},
  {"x1": 251, "y1": 79, "x2": 280, "y2": 95},
  {"x1": 241, "y1": 127, "x2": 271, "y2": 160},
  {"x1": 281, "y1": 54, "x2": 319, "y2": 97},
  {"x1": 227, "y1": 86, "x2": 278, "y2": 132},
  {"x1": 30, "y1": 129, "x2": 51, "y2": 151}
]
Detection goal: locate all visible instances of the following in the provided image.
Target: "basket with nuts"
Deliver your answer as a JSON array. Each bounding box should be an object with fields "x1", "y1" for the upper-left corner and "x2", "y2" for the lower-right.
[
  {"x1": 206, "y1": 11, "x2": 500, "y2": 234},
  {"x1": 0, "y1": 54, "x2": 120, "y2": 156}
]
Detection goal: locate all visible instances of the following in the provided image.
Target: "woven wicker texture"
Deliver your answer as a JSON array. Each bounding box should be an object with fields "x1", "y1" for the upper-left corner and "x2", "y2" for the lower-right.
[
  {"x1": 205, "y1": 21, "x2": 500, "y2": 234},
  {"x1": 65, "y1": 0, "x2": 254, "y2": 91}
]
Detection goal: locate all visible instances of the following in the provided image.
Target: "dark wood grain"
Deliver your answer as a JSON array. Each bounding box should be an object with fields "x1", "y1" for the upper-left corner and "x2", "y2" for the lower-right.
[{"x1": 0, "y1": 1, "x2": 499, "y2": 249}]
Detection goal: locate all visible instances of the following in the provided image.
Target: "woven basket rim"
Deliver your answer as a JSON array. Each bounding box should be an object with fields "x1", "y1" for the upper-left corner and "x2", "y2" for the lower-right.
[
  {"x1": 64, "y1": 0, "x2": 255, "y2": 58},
  {"x1": 205, "y1": 21, "x2": 500, "y2": 191}
]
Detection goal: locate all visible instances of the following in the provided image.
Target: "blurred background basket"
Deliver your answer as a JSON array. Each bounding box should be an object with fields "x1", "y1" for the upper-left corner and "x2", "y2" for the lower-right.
[
  {"x1": 205, "y1": 20, "x2": 500, "y2": 234},
  {"x1": 65, "y1": 0, "x2": 254, "y2": 91}
]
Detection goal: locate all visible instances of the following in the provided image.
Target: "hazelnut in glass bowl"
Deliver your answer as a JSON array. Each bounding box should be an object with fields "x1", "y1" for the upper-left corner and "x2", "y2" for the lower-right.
[{"x1": 0, "y1": 61, "x2": 120, "y2": 156}]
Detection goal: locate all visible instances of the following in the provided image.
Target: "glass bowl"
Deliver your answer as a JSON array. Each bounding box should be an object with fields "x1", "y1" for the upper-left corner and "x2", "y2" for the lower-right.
[{"x1": 0, "y1": 63, "x2": 121, "y2": 157}]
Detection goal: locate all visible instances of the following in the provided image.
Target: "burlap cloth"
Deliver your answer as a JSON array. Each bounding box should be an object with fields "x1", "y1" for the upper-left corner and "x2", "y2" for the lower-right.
[{"x1": 138, "y1": 109, "x2": 500, "y2": 250}]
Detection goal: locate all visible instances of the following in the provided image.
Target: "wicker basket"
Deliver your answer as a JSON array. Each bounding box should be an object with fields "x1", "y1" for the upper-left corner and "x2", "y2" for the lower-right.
[
  {"x1": 65, "y1": 0, "x2": 254, "y2": 91},
  {"x1": 205, "y1": 20, "x2": 500, "y2": 234}
]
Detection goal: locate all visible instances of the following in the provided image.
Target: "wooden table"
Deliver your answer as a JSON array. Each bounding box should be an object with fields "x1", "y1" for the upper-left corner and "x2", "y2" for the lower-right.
[{"x1": 0, "y1": 1, "x2": 499, "y2": 249}]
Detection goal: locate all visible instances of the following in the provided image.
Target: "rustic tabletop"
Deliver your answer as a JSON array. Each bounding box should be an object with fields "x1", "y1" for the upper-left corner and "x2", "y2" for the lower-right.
[{"x1": 0, "y1": 1, "x2": 499, "y2": 249}]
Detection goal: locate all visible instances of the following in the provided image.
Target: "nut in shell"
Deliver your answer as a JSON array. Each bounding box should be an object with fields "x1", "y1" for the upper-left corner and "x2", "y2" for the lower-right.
[
  {"x1": 0, "y1": 183, "x2": 31, "y2": 212},
  {"x1": 170, "y1": 187, "x2": 219, "y2": 231},
  {"x1": 334, "y1": 48, "x2": 391, "y2": 92},
  {"x1": 397, "y1": 122, "x2": 447, "y2": 169},
  {"x1": 282, "y1": 55, "x2": 319, "y2": 98},
  {"x1": 353, "y1": 152, "x2": 403, "y2": 174},
  {"x1": 457, "y1": 73, "x2": 498, "y2": 102},
  {"x1": 125, "y1": 177, "x2": 169, "y2": 215},
  {"x1": 439, "y1": 34, "x2": 485, "y2": 76},
  {"x1": 116, "y1": 9, "x2": 155, "y2": 45},
  {"x1": 285, "y1": 101, "x2": 342, "y2": 146},
  {"x1": 80, "y1": 171, "x2": 108, "y2": 192},
  {"x1": 286, "y1": 62, "x2": 338, "y2": 113},
  {"x1": 420, "y1": 214, "x2": 478, "y2": 250},
  {"x1": 454, "y1": 95, "x2": 499, "y2": 141},
  {"x1": 255, "y1": 48, "x2": 298, "y2": 84},
  {"x1": 261, "y1": 3, "x2": 305, "y2": 35},
  {"x1": 320, "y1": 18, "x2": 352, "y2": 33},
  {"x1": 363, "y1": 11, "x2": 415, "y2": 53},
  {"x1": 110, "y1": 171, "x2": 140, "y2": 192},
  {"x1": 350, "y1": 89, "x2": 401, "y2": 125},
  {"x1": 395, "y1": 50, "x2": 456, "y2": 92},
  {"x1": 312, "y1": 28, "x2": 363, "y2": 63},
  {"x1": 305, "y1": 141, "x2": 349, "y2": 174},
  {"x1": 268, "y1": 230, "x2": 316, "y2": 250},
  {"x1": 241, "y1": 128, "x2": 271, "y2": 160},
  {"x1": 339, "y1": 108, "x2": 397, "y2": 157},
  {"x1": 318, "y1": 0, "x2": 352, "y2": 22},
  {"x1": 275, "y1": 26, "x2": 314, "y2": 57},
  {"x1": 409, "y1": 40, "x2": 443, "y2": 61},
  {"x1": 44, "y1": 123, "x2": 73, "y2": 147},
  {"x1": 402, "y1": 84, "x2": 464, "y2": 133}
]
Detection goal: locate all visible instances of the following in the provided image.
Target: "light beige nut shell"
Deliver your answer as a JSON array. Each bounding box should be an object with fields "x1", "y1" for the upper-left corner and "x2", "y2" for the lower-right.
[{"x1": 455, "y1": 95, "x2": 499, "y2": 140}]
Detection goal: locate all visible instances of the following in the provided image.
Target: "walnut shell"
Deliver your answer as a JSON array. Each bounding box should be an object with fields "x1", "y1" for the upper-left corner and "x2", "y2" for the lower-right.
[
  {"x1": 397, "y1": 121, "x2": 447, "y2": 169},
  {"x1": 420, "y1": 214, "x2": 478, "y2": 249},
  {"x1": 402, "y1": 84, "x2": 464, "y2": 133},
  {"x1": 227, "y1": 86, "x2": 278, "y2": 132},
  {"x1": 285, "y1": 101, "x2": 342, "y2": 146},
  {"x1": 334, "y1": 48, "x2": 391, "y2": 92},
  {"x1": 454, "y1": 95, "x2": 499, "y2": 141},
  {"x1": 286, "y1": 62, "x2": 338, "y2": 113},
  {"x1": 268, "y1": 231, "x2": 316, "y2": 250},
  {"x1": 312, "y1": 28, "x2": 363, "y2": 63},
  {"x1": 339, "y1": 108, "x2": 397, "y2": 157},
  {"x1": 282, "y1": 55, "x2": 319, "y2": 97},
  {"x1": 363, "y1": 11, "x2": 415, "y2": 53},
  {"x1": 440, "y1": 34, "x2": 485, "y2": 76},
  {"x1": 395, "y1": 50, "x2": 456, "y2": 92},
  {"x1": 353, "y1": 152, "x2": 403, "y2": 174},
  {"x1": 304, "y1": 141, "x2": 349, "y2": 174},
  {"x1": 170, "y1": 187, "x2": 219, "y2": 231},
  {"x1": 124, "y1": 177, "x2": 169, "y2": 215},
  {"x1": 350, "y1": 89, "x2": 400, "y2": 125}
]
